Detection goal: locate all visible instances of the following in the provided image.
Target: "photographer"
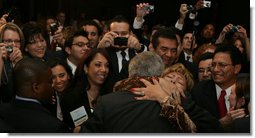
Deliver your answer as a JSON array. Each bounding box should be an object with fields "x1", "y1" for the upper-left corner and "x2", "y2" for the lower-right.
[
  {"x1": 215, "y1": 23, "x2": 250, "y2": 73},
  {"x1": 45, "y1": 16, "x2": 65, "y2": 51},
  {"x1": 0, "y1": 22, "x2": 24, "y2": 103},
  {"x1": 97, "y1": 15, "x2": 142, "y2": 83},
  {"x1": 132, "y1": 3, "x2": 152, "y2": 47}
]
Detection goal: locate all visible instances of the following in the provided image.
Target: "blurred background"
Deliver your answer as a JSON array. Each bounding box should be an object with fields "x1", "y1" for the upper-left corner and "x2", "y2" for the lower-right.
[{"x1": 0, "y1": 0, "x2": 250, "y2": 36}]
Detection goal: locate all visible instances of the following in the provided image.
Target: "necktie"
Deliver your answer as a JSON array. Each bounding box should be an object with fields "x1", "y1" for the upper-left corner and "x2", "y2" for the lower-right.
[
  {"x1": 121, "y1": 51, "x2": 128, "y2": 70},
  {"x1": 186, "y1": 56, "x2": 190, "y2": 62},
  {"x1": 218, "y1": 90, "x2": 227, "y2": 118},
  {"x1": 50, "y1": 41, "x2": 56, "y2": 50}
]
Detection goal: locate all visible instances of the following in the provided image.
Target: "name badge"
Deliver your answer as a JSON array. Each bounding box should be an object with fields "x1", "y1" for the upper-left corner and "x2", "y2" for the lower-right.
[{"x1": 70, "y1": 106, "x2": 88, "y2": 127}]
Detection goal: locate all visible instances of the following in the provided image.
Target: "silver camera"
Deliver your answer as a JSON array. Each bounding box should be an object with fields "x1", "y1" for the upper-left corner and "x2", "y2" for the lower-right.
[
  {"x1": 5, "y1": 46, "x2": 13, "y2": 54},
  {"x1": 203, "y1": 0, "x2": 211, "y2": 8},
  {"x1": 144, "y1": 5, "x2": 154, "y2": 13}
]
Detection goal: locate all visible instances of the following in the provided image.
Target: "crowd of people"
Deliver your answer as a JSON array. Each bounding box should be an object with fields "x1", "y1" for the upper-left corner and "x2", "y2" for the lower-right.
[{"x1": 0, "y1": 0, "x2": 250, "y2": 133}]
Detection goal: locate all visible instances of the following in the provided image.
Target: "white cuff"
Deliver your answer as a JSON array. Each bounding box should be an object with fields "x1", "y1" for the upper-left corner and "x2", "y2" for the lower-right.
[
  {"x1": 175, "y1": 19, "x2": 184, "y2": 31},
  {"x1": 133, "y1": 17, "x2": 145, "y2": 29}
]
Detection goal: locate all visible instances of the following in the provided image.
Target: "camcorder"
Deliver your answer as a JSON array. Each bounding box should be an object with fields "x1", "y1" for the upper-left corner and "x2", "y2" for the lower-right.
[
  {"x1": 144, "y1": 5, "x2": 154, "y2": 13},
  {"x1": 5, "y1": 46, "x2": 13, "y2": 55},
  {"x1": 114, "y1": 37, "x2": 128, "y2": 47},
  {"x1": 6, "y1": 8, "x2": 17, "y2": 22},
  {"x1": 50, "y1": 22, "x2": 59, "y2": 35}
]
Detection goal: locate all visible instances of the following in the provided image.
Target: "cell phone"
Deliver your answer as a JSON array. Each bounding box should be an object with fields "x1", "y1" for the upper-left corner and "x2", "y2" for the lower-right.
[
  {"x1": 6, "y1": 8, "x2": 17, "y2": 22},
  {"x1": 50, "y1": 22, "x2": 59, "y2": 35},
  {"x1": 114, "y1": 37, "x2": 128, "y2": 46}
]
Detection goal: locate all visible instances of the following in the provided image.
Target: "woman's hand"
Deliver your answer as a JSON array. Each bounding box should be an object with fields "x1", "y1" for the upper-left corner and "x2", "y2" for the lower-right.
[{"x1": 130, "y1": 77, "x2": 169, "y2": 103}]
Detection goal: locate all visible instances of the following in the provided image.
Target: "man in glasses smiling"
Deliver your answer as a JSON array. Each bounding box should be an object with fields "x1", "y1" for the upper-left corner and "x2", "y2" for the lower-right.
[{"x1": 191, "y1": 45, "x2": 246, "y2": 131}]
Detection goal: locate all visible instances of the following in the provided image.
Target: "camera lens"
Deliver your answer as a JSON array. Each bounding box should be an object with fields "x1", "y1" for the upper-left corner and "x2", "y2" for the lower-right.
[{"x1": 5, "y1": 46, "x2": 13, "y2": 54}]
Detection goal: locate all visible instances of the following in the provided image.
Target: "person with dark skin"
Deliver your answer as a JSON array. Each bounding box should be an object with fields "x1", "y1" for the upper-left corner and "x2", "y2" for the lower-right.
[{"x1": 0, "y1": 58, "x2": 69, "y2": 132}]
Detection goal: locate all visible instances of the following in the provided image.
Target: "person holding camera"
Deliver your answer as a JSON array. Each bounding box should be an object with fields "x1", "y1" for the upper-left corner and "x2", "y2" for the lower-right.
[
  {"x1": 45, "y1": 16, "x2": 65, "y2": 52},
  {"x1": 132, "y1": 3, "x2": 152, "y2": 47},
  {"x1": 0, "y1": 22, "x2": 24, "y2": 103},
  {"x1": 97, "y1": 15, "x2": 142, "y2": 83},
  {"x1": 215, "y1": 23, "x2": 250, "y2": 73}
]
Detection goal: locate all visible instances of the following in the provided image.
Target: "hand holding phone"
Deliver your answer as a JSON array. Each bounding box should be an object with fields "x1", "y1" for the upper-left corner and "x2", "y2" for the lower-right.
[
  {"x1": 6, "y1": 8, "x2": 17, "y2": 22},
  {"x1": 50, "y1": 22, "x2": 59, "y2": 35}
]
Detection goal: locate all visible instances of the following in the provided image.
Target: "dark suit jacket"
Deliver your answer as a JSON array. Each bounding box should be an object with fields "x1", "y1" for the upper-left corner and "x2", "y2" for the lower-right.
[
  {"x1": 106, "y1": 48, "x2": 136, "y2": 83},
  {"x1": 182, "y1": 91, "x2": 223, "y2": 133},
  {"x1": 0, "y1": 60, "x2": 15, "y2": 103},
  {"x1": 0, "y1": 99, "x2": 69, "y2": 133},
  {"x1": 80, "y1": 91, "x2": 181, "y2": 133},
  {"x1": 190, "y1": 80, "x2": 220, "y2": 119},
  {"x1": 229, "y1": 116, "x2": 250, "y2": 133},
  {"x1": 60, "y1": 81, "x2": 92, "y2": 130}
]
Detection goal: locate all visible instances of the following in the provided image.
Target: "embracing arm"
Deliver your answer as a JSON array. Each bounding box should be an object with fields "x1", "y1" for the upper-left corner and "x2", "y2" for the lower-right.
[{"x1": 131, "y1": 78, "x2": 196, "y2": 132}]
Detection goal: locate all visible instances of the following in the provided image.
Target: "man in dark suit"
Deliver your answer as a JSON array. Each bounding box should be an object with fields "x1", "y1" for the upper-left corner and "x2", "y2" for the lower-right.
[
  {"x1": 97, "y1": 15, "x2": 143, "y2": 83},
  {"x1": 0, "y1": 58, "x2": 69, "y2": 132},
  {"x1": 78, "y1": 52, "x2": 182, "y2": 132},
  {"x1": 191, "y1": 45, "x2": 245, "y2": 126}
]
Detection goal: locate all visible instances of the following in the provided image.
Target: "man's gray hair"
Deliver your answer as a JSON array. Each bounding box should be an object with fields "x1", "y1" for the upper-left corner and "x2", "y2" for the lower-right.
[{"x1": 128, "y1": 51, "x2": 165, "y2": 77}]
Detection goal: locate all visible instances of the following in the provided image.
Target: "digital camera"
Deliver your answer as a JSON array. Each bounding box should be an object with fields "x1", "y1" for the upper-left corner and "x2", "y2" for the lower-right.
[
  {"x1": 187, "y1": 5, "x2": 195, "y2": 12},
  {"x1": 203, "y1": 0, "x2": 211, "y2": 8},
  {"x1": 231, "y1": 26, "x2": 239, "y2": 32},
  {"x1": 50, "y1": 22, "x2": 59, "y2": 35},
  {"x1": 144, "y1": 5, "x2": 154, "y2": 13},
  {"x1": 114, "y1": 37, "x2": 128, "y2": 46},
  {"x1": 5, "y1": 46, "x2": 13, "y2": 54}
]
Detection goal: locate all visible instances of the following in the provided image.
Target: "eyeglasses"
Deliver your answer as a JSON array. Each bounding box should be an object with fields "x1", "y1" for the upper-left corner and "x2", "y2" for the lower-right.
[
  {"x1": 2, "y1": 39, "x2": 21, "y2": 45},
  {"x1": 211, "y1": 62, "x2": 233, "y2": 69},
  {"x1": 72, "y1": 42, "x2": 92, "y2": 48}
]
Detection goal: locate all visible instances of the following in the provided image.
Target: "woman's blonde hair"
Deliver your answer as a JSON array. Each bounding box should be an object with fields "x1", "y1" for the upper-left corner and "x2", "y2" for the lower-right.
[{"x1": 162, "y1": 63, "x2": 194, "y2": 91}]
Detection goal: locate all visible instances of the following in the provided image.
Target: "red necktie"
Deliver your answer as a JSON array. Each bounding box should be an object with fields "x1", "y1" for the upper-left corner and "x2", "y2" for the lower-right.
[
  {"x1": 218, "y1": 90, "x2": 227, "y2": 118},
  {"x1": 50, "y1": 41, "x2": 56, "y2": 51}
]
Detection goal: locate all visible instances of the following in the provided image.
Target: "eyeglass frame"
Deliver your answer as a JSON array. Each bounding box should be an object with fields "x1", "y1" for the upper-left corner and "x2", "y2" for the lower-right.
[
  {"x1": 2, "y1": 39, "x2": 21, "y2": 45},
  {"x1": 211, "y1": 62, "x2": 233, "y2": 69},
  {"x1": 72, "y1": 42, "x2": 93, "y2": 48}
]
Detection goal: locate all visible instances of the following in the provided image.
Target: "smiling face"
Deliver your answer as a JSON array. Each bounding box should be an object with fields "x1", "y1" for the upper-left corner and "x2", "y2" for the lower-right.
[
  {"x1": 85, "y1": 53, "x2": 109, "y2": 86},
  {"x1": 154, "y1": 37, "x2": 178, "y2": 67},
  {"x1": 51, "y1": 65, "x2": 70, "y2": 93},
  {"x1": 25, "y1": 34, "x2": 47, "y2": 59},
  {"x1": 211, "y1": 52, "x2": 240, "y2": 89}
]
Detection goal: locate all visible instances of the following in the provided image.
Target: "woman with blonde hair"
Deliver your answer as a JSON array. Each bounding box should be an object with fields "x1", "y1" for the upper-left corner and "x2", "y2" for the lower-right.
[{"x1": 131, "y1": 63, "x2": 223, "y2": 132}]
